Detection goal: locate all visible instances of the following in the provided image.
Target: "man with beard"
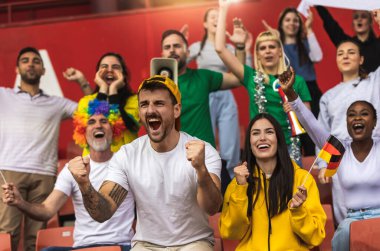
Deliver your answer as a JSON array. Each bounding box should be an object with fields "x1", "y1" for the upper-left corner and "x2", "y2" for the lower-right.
[
  {"x1": 2, "y1": 99, "x2": 134, "y2": 251},
  {"x1": 69, "y1": 76, "x2": 223, "y2": 250},
  {"x1": 0, "y1": 47, "x2": 77, "y2": 251},
  {"x1": 161, "y1": 30, "x2": 242, "y2": 148}
]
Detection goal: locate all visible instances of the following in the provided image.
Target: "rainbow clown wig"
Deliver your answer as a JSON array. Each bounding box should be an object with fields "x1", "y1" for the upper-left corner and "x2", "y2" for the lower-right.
[{"x1": 73, "y1": 98, "x2": 126, "y2": 153}]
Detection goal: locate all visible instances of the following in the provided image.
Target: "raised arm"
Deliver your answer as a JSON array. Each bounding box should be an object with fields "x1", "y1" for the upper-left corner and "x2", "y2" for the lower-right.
[
  {"x1": 219, "y1": 162, "x2": 251, "y2": 240},
  {"x1": 63, "y1": 67, "x2": 93, "y2": 95},
  {"x1": 305, "y1": 9, "x2": 323, "y2": 62},
  {"x1": 2, "y1": 183, "x2": 67, "y2": 221},
  {"x1": 279, "y1": 68, "x2": 329, "y2": 148},
  {"x1": 227, "y1": 17, "x2": 248, "y2": 65},
  {"x1": 315, "y1": 6, "x2": 350, "y2": 47},
  {"x1": 68, "y1": 156, "x2": 128, "y2": 222},
  {"x1": 215, "y1": 0, "x2": 244, "y2": 82},
  {"x1": 373, "y1": 9, "x2": 380, "y2": 29},
  {"x1": 186, "y1": 140, "x2": 222, "y2": 215}
]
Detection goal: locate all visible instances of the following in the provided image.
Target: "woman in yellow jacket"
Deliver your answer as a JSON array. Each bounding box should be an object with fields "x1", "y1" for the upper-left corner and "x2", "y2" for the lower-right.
[{"x1": 219, "y1": 112, "x2": 326, "y2": 251}]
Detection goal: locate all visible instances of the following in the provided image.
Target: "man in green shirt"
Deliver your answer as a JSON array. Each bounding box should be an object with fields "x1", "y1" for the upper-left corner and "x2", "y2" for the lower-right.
[{"x1": 160, "y1": 30, "x2": 242, "y2": 147}]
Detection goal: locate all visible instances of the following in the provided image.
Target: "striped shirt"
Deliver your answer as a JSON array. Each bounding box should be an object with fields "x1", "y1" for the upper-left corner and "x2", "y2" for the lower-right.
[{"x1": 0, "y1": 87, "x2": 77, "y2": 176}]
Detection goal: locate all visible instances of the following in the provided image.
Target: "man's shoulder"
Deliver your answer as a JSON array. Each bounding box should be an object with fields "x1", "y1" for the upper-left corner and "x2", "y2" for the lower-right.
[
  {"x1": 182, "y1": 67, "x2": 218, "y2": 77},
  {"x1": 0, "y1": 86, "x2": 15, "y2": 95}
]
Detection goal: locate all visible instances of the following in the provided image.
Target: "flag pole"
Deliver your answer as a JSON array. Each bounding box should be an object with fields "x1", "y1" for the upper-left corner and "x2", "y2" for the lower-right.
[
  {"x1": 301, "y1": 157, "x2": 319, "y2": 186},
  {"x1": 0, "y1": 170, "x2": 7, "y2": 185}
]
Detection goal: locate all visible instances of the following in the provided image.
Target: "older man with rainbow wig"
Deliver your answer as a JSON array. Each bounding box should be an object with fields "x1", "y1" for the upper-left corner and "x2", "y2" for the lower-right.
[{"x1": 2, "y1": 99, "x2": 135, "y2": 251}]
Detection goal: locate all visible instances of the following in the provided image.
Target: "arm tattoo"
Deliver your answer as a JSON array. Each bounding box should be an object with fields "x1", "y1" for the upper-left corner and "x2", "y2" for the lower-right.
[
  {"x1": 108, "y1": 184, "x2": 128, "y2": 207},
  {"x1": 82, "y1": 183, "x2": 113, "y2": 222}
]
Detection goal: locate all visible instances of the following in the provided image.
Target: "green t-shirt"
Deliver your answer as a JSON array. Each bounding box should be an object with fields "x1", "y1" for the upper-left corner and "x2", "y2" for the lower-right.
[
  {"x1": 243, "y1": 65, "x2": 311, "y2": 144},
  {"x1": 178, "y1": 68, "x2": 223, "y2": 146}
]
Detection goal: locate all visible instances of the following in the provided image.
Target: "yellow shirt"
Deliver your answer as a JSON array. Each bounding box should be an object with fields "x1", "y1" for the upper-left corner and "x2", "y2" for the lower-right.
[
  {"x1": 77, "y1": 93, "x2": 140, "y2": 156},
  {"x1": 219, "y1": 164, "x2": 326, "y2": 251}
]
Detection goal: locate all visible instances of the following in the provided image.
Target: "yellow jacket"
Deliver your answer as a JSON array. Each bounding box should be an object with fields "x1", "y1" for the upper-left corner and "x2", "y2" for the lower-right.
[
  {"x1": 219, "y1": 164, "x2": 326, "y2": 251},
  {"x1": 77, "y1": 93, "x2": 140, "y2": 156}
]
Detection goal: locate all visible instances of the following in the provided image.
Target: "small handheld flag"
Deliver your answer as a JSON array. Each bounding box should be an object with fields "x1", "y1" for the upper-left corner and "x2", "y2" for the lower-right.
[
  {"x1": 317, "y1": 135, "x2": 345, "y2": 177},
  {"x1": 302, "y1": 135, "x2": 345, "y2": 186},
  {"x1": 276, "y1": 84, "x2": 306, "y2": 136}
]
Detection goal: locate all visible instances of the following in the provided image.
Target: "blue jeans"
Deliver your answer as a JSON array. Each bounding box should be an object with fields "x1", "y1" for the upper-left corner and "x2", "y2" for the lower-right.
[
  {"x1": 42, "y1": 244, "x2": 131, "y2": 251},
  {"x1": 332, "y1": 207, "x2": 380, "y2": 251},
  {"x1": 209, "y1": 90, "x2": 240, "y2": 178}
]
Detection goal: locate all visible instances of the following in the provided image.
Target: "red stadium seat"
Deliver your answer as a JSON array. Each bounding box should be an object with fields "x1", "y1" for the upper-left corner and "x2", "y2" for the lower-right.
[
  {"x1": 350, "y1": 217, "x2": 380, "y2": 250},
  {"x1": 35, "y1": 226, "x2": 74, "y2": 251},
  {"x1": 74, "y1": 247, "x2": 121, "y2": 251},
  {"x1": 320, "y1": 204, "x2": 335, "y2": 251},
  {"x1": 302, "y1": 156, "x2": 333, "y2": 205},
  {"x1": 57, "y1": 159, "x2": 75, "y2": 225},
  {"x1": 209, "y1": 213, "x2": 239, "y2": 251},
  {"x1": 0, "y1": 233, "x2": 11, "y2": 251}
]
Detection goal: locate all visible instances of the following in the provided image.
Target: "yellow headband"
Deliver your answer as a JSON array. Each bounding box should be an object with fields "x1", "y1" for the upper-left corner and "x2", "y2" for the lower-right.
[{"x1": 138, "y1": 75, "x2": 181, "y2": 104}]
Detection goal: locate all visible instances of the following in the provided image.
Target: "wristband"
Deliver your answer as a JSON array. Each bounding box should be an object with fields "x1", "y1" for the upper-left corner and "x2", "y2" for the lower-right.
[
  {"x1": 236, "y1": 44, "x2": 245, "y2": 50},
  {"x1": 80, "y1": 82, "x2": 90, "y2": 89}
]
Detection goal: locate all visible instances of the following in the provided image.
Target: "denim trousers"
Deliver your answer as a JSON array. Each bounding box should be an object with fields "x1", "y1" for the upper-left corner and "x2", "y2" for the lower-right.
[{"x1": 332, "y1": 207, "x2": 380, "y2": 251}]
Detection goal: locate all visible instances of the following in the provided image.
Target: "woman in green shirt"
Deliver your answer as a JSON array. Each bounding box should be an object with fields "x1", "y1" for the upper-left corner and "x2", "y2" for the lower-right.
[{"x1": 215, "y1": 0, "x2": 311, "y2": 164}]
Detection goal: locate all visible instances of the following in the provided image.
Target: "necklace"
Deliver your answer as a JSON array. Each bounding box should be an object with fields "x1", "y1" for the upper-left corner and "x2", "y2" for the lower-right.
[
  {"x1": 254, "y1": 71, "x2": 267, "y2": 113},
  {"x1": 253, "y1": 71, "x2": 301, "y2": 163}
]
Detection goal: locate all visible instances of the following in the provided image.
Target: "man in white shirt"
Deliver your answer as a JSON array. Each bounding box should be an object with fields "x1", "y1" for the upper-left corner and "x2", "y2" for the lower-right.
[
  {"x1": 69, "y1": 75, "x2": 223, "y2": 250},
  {"x1": 0, "y1": 47, "x2": 78, "y2": 251},
  {"x1": 2, "y1": 99, "x2": 134, "y2": 251}
]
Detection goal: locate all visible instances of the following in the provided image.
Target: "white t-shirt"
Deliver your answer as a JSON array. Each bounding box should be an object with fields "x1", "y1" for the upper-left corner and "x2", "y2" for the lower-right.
[
  {"x1": 106, "y1": 132, "x2": 222, "y2": 246},
  {"x1": 338, "y1": 139, "x2": 380, "y2": 211},
  {"x1": 55, "y1": 159, "x2": 135, "y2": 248}
]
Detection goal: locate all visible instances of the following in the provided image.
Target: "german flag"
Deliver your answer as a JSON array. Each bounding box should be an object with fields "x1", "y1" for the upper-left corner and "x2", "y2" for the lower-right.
[{"x1": 317, "y1": 135, "x2": 345, "y2": 177}]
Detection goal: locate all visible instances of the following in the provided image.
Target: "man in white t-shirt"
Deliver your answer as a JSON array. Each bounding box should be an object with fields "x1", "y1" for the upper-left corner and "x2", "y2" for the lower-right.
[
  {"x1": 2, "y1": 99, "x2": 134, "y2": 251},
  {"x1": 68, "y1": 75, "x2": 223, "y2": 250}
]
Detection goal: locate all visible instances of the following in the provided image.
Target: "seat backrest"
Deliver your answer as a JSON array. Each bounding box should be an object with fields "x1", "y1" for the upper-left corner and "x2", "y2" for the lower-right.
[
  {"x1": 57, "y1": 159, "x2": 75, "y2": 221},
  {"x1": 74, "y1": 246, "x2": 121, "y2": 251},
  {"x1": 209, "y1": 213, "x2": 221, "y2": 238},
  {"x1": 320, "y1": 204, "x2": 335, "y2": 251},
  {"x1": 214, "y1": 237, "x2": 223, "y2": 251},
  {"x1": 302, "y1": 156, "x2": 333, "y2": 205},
  {"x1": 35, "y1": 226, "x2": 74, "y2": 251},
  {"x1": 209, "y1": 213, "x2": 239, "y2": 251},
  {"x1": 0, "y1": 233, "x2": 11, "y2": 251},
  {"x1": 350, "y1": 217, "x2": 380, "y2": 251}
]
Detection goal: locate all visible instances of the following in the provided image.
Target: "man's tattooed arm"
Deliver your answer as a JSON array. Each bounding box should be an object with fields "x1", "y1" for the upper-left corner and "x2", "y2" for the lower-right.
[{"x1": 80, "y1": 180, "x2": 128, "y2": 222}]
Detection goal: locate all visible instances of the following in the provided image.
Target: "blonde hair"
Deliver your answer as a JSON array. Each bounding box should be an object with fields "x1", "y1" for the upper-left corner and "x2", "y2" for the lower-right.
[{"x1": 254, "y1": 31, "x2": 287, "y2": 83}]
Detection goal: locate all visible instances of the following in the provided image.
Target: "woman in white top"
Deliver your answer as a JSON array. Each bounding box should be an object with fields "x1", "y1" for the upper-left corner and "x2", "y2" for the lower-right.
[
  {"x1": 280, "y1": 68, "x2": 380, "y2": 251},
  {"x1": 316, "y1": 38, "x2": 380, "y2": 224}
]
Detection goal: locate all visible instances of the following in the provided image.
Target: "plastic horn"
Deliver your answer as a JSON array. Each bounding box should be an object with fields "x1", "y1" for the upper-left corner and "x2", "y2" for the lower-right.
[{"x1": 276, "y1": 84, "x2": 306, "y2": 136}]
